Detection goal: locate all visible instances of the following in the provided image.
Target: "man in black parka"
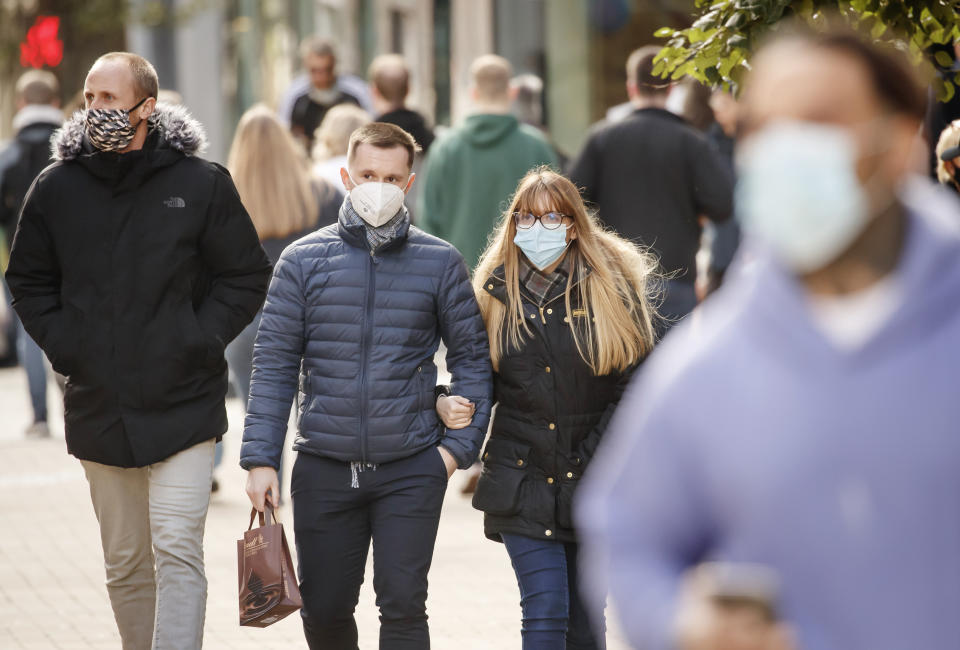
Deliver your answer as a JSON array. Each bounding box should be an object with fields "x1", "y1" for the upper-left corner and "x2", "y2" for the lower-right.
[
  {"x1": 5, "y1": 52, "x2": 270, "y2": 649},
  {"x1": 567, "y1": 46, "x2": 733, "y2": 329}
]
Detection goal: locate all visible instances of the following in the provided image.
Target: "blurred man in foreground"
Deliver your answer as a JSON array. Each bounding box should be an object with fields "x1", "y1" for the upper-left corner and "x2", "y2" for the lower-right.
[{"x1": 577, "y1": 25, "x2": 960, "y2": 650}]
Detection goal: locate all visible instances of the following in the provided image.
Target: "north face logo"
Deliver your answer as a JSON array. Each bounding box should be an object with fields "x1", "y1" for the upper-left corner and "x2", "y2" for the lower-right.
[{"x1": 164, "y1": 196, "x2": 186, "y2": 208}]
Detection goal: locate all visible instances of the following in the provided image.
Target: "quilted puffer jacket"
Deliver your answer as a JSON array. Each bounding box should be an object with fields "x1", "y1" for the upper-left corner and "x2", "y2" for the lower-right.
[{"x1": 240, "y1": 214, "x2": 492, "y2": 470}]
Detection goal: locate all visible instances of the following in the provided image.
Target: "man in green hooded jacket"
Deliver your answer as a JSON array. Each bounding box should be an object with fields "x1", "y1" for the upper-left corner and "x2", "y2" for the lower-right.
[{"x1": 419, "y1": 55, "x2": 557, "y2": 271}]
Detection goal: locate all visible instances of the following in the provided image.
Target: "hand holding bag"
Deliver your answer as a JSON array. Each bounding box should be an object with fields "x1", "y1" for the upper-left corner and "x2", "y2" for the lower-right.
[{"x1": 237, "y1": 503, "x2": 302, "y2": 627}]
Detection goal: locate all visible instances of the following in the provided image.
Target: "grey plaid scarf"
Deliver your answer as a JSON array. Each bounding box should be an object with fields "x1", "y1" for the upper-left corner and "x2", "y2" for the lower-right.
[
  {"x1": 339, "y1": 196, "x2": 410, "y2": 252},
  {"x1": 518, "y1": 254, "x2": 571, "y2": 306}
]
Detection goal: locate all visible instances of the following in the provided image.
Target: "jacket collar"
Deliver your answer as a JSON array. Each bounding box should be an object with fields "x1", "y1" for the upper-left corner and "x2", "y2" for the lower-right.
[
  {"x1": 337, "y1": 207, "x2": 411, "y2": 253},
  {"x1": 483, "y1": 261, "x2": 592, "y2": 306},
  {"x1": 629, "y1": 106, "x2": 687, "y2": 125},
  {"x1": 51, "y1": 102, "x2": 207, "y2": 162},
  {"x1": 13, "y1": 104, "x2": 63, "y2": 133}
]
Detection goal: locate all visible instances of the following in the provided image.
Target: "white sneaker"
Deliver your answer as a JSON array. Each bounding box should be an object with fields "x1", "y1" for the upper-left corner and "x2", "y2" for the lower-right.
[{"x1": 25, "y1": 421, "x2": 50, "y2": 438}]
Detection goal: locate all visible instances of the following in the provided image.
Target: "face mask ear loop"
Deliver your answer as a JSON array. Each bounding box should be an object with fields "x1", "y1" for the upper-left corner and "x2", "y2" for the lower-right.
[{"x1": 127, "y1": 97, "x2": 148, "y2": 115}]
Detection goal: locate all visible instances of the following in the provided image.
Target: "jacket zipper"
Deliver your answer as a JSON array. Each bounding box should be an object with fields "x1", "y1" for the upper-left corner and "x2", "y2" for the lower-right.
[{"x1": 359, "y1": 249, "x2": 377, "y2": 463}]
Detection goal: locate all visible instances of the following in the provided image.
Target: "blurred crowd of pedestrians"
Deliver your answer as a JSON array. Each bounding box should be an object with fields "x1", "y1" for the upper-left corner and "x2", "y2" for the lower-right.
[{"x1": 2, "y1": 18, "x2": 960, "y2": 650}]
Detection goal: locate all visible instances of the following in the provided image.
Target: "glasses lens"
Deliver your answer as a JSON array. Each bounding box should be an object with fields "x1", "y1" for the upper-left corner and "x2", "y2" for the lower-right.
[
  {"x1": 514, "y1": 212, "x2": 535, "y2": 229},
  {"x1": 541, "y1": 213, "x2": 565, "y2": 230}
]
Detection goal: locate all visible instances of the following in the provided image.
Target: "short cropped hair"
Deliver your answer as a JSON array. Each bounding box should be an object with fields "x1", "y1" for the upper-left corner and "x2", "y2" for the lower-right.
[
  {"x1": 15, "y1": 69, "x2": 59, "y2": 105},
  {"x1": 810, "y1": 31, "x2": 924, "y2": 120},
  {"x1": 471, "y1": 54, "x2": 512, "y2": 102},
  {"x1": 300, "y1": 36, "x2": 336, "y2": 61},
  {"x1": 626, "y1": 45, "x2": 670, "y2": 95},
  {"x1": 369, "y1": 54, "x2": 409, "y2": 104},
  {"x1": 347, "y1": 122, "x2": 421, "y2": 170},
  {"x1": 95, "y1": 52, "x2": 159, "y2": 99}
]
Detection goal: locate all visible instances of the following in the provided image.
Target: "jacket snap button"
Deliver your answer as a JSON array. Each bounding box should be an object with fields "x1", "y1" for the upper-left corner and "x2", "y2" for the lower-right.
[
  {"x1": 516, "y1": 459, "x2": 524, "y2": 466},
  {"x1": 546, "y1": 308, "x2": 553, "y2": 314},
  {"x1": 548, "y1": 423, "x2": 556, "y2": 430},
  {"x1": 566, "y1": 472, "x2": 574, "y2": 479},
  {"x1": 529, "y1": 313, "x2": 536, "y2": 319},
  {"x1": 545, "y1": 366, "x2": 551, "y2": 373},
  {"x1": 563, "y1": 316, "x2": 569, "y2": 323},
  {"x1": 417, "y1": 366, "x2": 422, "y2": 372},
  {"x1": 545, "y1": 529, "x2": 553, "y2": 537},
  {"x1": 487, "y1": 284, "x2": 494, "y2": 290},
  {"x1": 547, "y1": 477, "x2": 554, "y2": 484}
]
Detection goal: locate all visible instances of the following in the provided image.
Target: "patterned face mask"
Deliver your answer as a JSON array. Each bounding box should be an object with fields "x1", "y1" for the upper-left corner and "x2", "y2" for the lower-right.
[{"x1": 84, "y1": 97, "x2": 148, "y2": 152}]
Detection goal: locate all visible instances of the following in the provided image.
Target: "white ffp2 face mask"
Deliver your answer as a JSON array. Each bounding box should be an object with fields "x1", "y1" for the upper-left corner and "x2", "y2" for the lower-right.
[
  {"x1": 735, "y1": 121, "x2": 872, "y2": 274},
  {"x1": 348, "y1": 176, "x2": 407, "y2": 227}
]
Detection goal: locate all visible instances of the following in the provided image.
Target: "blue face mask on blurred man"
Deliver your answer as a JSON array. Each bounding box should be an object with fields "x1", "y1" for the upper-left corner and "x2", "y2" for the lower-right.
[{"x1": 735, "y1": 121, "x2": 883, "y2": 274}]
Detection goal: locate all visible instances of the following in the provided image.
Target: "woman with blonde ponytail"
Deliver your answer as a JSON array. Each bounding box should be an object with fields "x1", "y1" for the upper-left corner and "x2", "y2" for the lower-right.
[{"x1": 438, "y1": 167, "x2": 658, "y2": 648}]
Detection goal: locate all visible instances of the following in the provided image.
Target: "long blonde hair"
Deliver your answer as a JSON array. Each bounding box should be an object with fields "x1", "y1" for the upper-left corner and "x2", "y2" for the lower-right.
[
  {"x1": 473, "y1": 168, "x2": 659, "y2": 375},
  {"x1": 227, "y1": 104, "x2": 318, "y2": 240}
]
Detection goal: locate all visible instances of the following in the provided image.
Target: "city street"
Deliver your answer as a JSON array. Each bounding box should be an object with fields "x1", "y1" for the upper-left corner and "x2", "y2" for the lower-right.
[{"x1": 0, "y1": 366, "x2": 629, "y2": 649}]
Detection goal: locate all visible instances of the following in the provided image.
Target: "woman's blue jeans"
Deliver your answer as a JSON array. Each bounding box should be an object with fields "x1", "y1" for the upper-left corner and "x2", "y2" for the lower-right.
[{"x1": 501, "y1": 533, "x2": 605, "y2": 650}]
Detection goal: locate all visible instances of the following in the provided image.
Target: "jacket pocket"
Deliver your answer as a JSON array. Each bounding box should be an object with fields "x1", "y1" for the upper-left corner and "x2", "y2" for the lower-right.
[
  {"x1": 556, "y1": 479, "x2": 578, "y2": 530},
  {"x1": 472, "y1": 465, "x2": 526, "y2": 516},
  {"x1": 417, "y1": 366, "x2": 425, "y2": 417},
  {"x1": 296, "y1": 369, "x2": 311, "y2": 430},
  {"x1": 47, "y1": 308, "x2": 84, "y2": 377},
  {"x1": 177, "y1": 303, "x2": 220, "y2": 368},
  {"x1": 416, "y1": 364, "x2": 439, "y2": 433},
  {"x1": 471, "y1": 438, "x2": 531, "y2": 516}
]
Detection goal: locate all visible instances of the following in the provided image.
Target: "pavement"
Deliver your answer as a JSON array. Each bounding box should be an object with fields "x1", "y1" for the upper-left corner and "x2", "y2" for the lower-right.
[{"x1": 0, "y1": 365, "x2": 631, "y2": 649}]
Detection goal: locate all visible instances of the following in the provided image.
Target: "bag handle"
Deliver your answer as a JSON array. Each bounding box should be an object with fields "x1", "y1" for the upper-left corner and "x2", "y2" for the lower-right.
[{"x1": 247, "y1": 494, "x2": 277, "y2": 530}]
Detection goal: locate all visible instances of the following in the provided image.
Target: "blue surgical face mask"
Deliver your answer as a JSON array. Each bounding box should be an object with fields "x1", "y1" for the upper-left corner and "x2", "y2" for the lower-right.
[
  {"x1": 735, "y1": 121, "x2": 873, "y2": 274},
  {"x1": 514, "y1": 221, "x2": 569, "y2": 270}
]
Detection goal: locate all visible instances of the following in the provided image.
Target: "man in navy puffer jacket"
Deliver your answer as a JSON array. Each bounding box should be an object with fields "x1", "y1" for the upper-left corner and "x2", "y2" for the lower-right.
[{"x1": 241, "y1": 122, "x2": 492, "y2": 649}]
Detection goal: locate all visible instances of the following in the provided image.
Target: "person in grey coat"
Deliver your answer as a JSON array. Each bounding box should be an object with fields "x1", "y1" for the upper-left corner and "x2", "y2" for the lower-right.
[{"x1": 241, "y1": 122, "x2": 492, "y2": 649}]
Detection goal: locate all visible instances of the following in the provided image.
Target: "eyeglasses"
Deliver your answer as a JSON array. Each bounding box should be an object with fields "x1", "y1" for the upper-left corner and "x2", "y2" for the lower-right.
[{"x1": 513, "y1": 212, "x2": 571, "y2": 230}]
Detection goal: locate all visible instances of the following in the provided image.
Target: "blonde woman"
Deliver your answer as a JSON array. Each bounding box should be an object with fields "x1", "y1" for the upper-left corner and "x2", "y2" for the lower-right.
[
  {"x1": 438, "y1": 168, "x2": 658, "y2": 648},
  {"x1": 310, "y1": 103, "x2": 372, "y2": 193},
  {"x1": 219, "y1": 105, "x2": 340, "y2": 488}
]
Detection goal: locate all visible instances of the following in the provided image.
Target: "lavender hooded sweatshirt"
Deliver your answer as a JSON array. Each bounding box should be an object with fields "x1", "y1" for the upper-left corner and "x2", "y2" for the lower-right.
[{"x1": 576, "y1": 181, "x2": 960, "y2": 650}]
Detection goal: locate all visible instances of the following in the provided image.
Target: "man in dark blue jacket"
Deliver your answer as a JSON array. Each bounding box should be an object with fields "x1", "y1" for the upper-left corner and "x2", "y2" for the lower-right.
[{"x1": 241, "y1": 122, "x2": 492, "y2": 649}]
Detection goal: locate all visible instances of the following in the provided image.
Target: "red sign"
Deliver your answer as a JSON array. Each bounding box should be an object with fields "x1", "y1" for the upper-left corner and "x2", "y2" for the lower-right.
[{"x1": 20, "y1": 15, "x2": 64, "y2": 69}]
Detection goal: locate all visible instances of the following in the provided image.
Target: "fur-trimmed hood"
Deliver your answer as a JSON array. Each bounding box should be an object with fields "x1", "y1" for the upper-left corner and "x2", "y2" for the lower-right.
[{"x1": 52, "y1": 102, "x2": 207, "y2": 161}]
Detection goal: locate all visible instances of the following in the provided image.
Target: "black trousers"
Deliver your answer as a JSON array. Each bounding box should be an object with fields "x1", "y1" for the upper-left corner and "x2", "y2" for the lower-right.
[{"x1": 291, "y1": 446, "x2": 449, "y2": 650}]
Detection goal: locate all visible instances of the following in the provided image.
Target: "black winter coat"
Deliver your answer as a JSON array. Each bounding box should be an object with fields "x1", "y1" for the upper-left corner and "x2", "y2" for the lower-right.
[
  {"x1": 0, "y1": 112, "x2": 59, "y2": 249},
  {"x1": 472, "y1": 267, "x2": 638, "y2": 543},
  {"x1": 567, "y1": 108, "x2": 733, "y2": 281},
  {"x1": 5, "y1": 105, "x2": 271, "y2": 467}
]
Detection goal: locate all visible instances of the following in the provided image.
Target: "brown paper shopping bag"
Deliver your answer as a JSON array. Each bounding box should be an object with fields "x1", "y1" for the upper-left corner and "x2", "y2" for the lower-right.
[{"x1": 237, "y1": 503, "x2": 302, "y2": 627}]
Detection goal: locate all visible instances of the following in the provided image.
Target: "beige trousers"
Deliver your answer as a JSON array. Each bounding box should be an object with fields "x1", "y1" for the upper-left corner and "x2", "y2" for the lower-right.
[{"x1": 81, "y1": 438, "x2": 215, "y2": 650}]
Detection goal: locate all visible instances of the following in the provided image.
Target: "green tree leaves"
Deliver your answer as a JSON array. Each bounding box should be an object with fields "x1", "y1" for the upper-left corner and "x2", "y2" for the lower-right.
[{"x1": 653, "y1": 1, "x2": 960, "y2": 100}]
